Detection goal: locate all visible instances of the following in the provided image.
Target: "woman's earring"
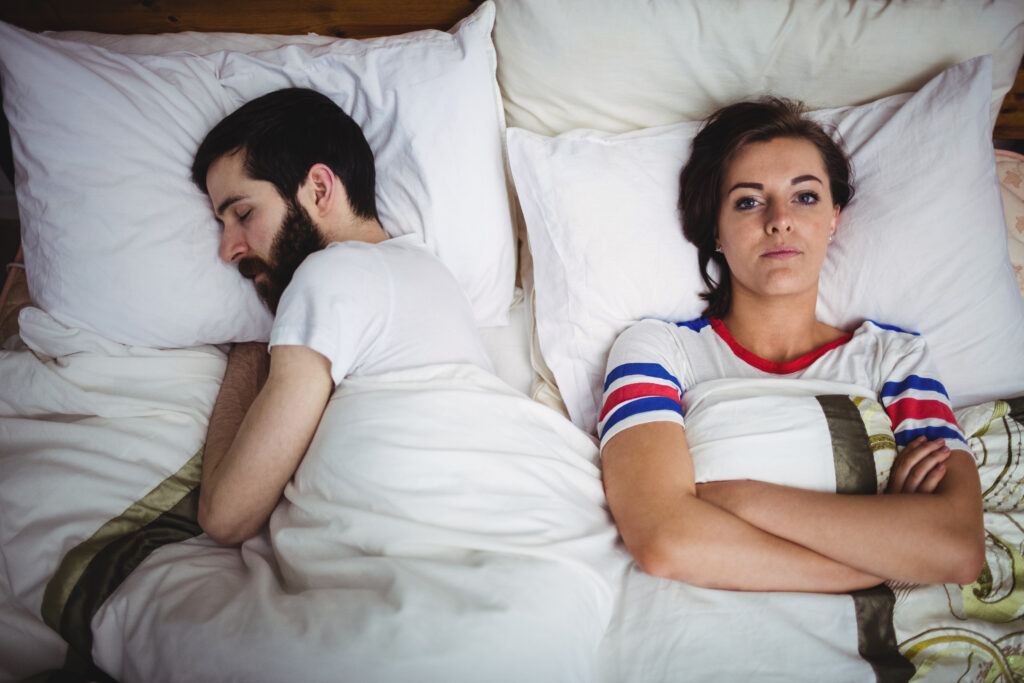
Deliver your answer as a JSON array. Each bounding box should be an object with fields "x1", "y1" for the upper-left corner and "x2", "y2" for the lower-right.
[
  {"x1": 715, "y1": 243, "x2": 723, "y2": 252},
  {"x1": 828, "y1": 233, "x2": 834, "y2": 243}
]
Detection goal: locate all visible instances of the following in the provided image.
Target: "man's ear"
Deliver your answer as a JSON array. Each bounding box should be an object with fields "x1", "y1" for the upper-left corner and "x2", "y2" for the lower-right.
[{"x1": 298, "y1": 163, "x2": 347, "y2": 218}]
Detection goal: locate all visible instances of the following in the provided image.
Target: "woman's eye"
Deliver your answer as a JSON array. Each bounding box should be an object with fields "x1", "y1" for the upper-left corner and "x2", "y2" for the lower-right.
[
  {"x1": 796, "y1": 192, "x2": 820, "y2": 205},
  {"x1": 735, "y1": 197, "x2": 758, "y2": 210}
]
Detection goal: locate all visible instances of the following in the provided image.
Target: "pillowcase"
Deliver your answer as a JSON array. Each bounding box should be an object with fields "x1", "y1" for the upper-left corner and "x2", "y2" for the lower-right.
[
  {"x1": 0, "y1": 0, "x2": 514, "y2": 347},
  {"x1": 494, "y1": 0, "x2": 1024, "y2": 135},
  {"x1": 510, "y1": 56, "x2": 1024, "y2": 434}
]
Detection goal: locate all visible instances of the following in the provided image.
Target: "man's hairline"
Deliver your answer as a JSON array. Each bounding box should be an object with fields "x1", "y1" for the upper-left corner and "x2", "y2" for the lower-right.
[{"x1": 205, "y1": 145, "x2": 303, "y2": 210}]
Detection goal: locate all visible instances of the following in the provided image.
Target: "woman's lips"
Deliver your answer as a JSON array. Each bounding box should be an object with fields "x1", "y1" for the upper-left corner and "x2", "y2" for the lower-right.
[{"x1": 761, "y1": 246, "x2": 800, "y2": 259}]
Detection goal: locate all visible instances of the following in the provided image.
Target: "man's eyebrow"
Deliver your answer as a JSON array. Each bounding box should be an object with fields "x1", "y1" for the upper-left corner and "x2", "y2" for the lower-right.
[{"x1": 215, "y1": 195, "x2": 246, "y2": 218}]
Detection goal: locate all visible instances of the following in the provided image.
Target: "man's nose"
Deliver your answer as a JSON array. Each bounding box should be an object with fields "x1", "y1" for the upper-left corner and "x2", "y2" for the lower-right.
[{"x1": 219, "y1": 224, "x2": 248, "y2": 263}]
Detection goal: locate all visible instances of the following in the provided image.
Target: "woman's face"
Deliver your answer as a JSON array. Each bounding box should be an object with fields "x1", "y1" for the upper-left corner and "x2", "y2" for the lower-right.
[{"x1": 716, "y1": 136, "x2": 839, "y2": 306}]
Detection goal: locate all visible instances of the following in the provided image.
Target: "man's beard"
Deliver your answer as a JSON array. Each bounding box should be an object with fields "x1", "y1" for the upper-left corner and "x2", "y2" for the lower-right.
[{"x1": 237, "y1": 200, "x2": 328, "y2": 314}]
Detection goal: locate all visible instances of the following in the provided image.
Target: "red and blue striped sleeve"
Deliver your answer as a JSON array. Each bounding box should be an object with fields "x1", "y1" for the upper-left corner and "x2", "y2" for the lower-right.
[
  {"x1": 875, "y1": 328, "x2": 968, "y2": 452},
  {"x1": 599, "y1": 361, "x2": 684, "y2": 446},
  {"x1": 880, "y1": 374, "x2": 966, "y2": 449}
]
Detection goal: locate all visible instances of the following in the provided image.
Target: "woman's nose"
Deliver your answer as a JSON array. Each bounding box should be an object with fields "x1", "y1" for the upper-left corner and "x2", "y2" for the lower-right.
[{"x1": 765, "y1": 204, "x2": 792, "y2": 234}]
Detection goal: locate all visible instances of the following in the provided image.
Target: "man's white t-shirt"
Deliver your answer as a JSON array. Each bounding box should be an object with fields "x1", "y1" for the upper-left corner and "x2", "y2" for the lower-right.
[{"x1": 268, "y1": 235, "x2": 493, "y2": 386}]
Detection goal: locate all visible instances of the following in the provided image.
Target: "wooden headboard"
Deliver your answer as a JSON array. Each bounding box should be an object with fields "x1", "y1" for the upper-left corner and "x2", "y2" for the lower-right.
[
  {"x1": 0, "y1": 0, "x2": 482, "y2": 39},
  {"x1": 998, "y1": 67, "x2": 1024, "y2": 140}
]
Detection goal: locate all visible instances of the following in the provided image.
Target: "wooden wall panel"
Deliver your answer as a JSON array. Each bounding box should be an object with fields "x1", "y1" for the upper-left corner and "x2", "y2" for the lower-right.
[
  {"x1": 996, "y1": 69, "x2": 1024, "y2": 141},
  {"x1": 0, "y1": 0, "x2": 482, "y2": 37}
]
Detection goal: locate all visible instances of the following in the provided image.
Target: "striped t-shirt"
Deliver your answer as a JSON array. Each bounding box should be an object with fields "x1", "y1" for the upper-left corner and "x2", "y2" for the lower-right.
[{"x1": 598, "y1": 317, "x2": 967, "y2": 452}]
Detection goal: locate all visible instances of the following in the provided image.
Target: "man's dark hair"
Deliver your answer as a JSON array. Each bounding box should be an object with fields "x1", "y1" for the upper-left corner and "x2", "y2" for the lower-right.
[
  {"x1": 192, "y1": 88, "x2": 378, "y2": 220},
  {"x1": 678, "y1": 96, "x2": 854, "y2": 319}
]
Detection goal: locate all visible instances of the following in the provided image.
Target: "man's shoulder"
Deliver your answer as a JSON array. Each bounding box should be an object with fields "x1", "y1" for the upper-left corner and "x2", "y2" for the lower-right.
[{"x1": 295, "y1": 240, "x2": 391, "y2": 277}]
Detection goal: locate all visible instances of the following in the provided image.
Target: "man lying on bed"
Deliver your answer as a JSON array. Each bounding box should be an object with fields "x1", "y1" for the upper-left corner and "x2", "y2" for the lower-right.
[{"x1": 190, "y1": 87, "x2": 494, "y2": 545}]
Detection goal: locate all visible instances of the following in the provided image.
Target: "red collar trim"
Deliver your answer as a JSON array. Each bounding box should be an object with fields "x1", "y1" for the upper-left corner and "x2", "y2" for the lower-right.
[{"x1": 709, "y1": 317, "x2": 853, "y2": 374}]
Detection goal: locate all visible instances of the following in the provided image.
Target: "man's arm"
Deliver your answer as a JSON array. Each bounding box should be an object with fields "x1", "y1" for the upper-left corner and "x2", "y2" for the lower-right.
[
  {"x1": 205, "y1": 342, "x2": 271, "y2": 468},
  {"x1": 199, "y1": 344, "x2": 333, "y2": 545}
]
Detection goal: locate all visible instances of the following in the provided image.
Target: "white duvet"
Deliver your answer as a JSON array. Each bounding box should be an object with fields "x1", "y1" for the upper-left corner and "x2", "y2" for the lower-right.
[
  {"x1": 0, "y1": 308, "x2": 625, "y2": 683},
  {"x1": 7, "y1": 309, "x2": 1012, "y2": 683}
]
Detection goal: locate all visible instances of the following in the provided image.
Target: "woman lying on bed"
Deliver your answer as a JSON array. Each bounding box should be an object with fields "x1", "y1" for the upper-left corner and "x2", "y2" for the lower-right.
[{"x1": 599, "y1": 97, "x2": 985, "y2": 591}]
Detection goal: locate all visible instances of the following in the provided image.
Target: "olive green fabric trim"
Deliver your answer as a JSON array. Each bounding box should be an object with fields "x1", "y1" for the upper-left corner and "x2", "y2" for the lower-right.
[
  {"x1": 817, "y1": 394, "x2": 914, "y2": 682},
  {"x1": 850, "y1": 585, "x2": 916, "y2": 683},
  {"x1": 21, "y1": 666, "x2": 115, "y2": 683},
  {"x1": 969, "y1": 400, "x2": 1010, "y2": 440},
  {"x1": 816, "y1": 395, "x2": 875, "y2": 496},
  {"x1": 61, "y1": 487, "x2": 202, "y2": 654},
  {"x1": 42, "y1": 448, "x2": 203, "y2": 630},
  {"x1": 1007, "y1": 396, "x2": 1024, "y2": 425},
  {"x1": 27, "y1": 647, "x2": 118, "y2": 683},
  {"x1": 40, "y1": 447, "x2": 204, "y2": 678},
  {"x1": 868, "y1": 433, "x2": 897, "y2": 454}
]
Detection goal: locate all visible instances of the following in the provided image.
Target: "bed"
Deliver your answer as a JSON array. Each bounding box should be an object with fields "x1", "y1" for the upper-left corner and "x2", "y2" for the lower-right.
[{"x1": 1, "y1": 1, "x2": 1024, "y2": 681}]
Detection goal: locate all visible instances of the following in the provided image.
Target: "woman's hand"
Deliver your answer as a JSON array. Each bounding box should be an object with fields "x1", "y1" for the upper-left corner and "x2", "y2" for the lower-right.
[{"x1": 885, "y1": 437, "x2": 951, "y2": 494}]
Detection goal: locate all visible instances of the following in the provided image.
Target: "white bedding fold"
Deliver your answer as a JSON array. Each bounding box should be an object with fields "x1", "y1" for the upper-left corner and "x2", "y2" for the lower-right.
[
  {"x1": 684, "y1": 377, "x2": 879, "y2": 490},
  {"x1": 86, "y1": 363, "x2": 625, "y2": 683}
]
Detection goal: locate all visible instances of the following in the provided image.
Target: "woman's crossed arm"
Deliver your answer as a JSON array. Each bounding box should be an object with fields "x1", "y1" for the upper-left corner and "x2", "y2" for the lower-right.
[{"x1": 602, "y1": 421, "x2": 984, "y2": 592}]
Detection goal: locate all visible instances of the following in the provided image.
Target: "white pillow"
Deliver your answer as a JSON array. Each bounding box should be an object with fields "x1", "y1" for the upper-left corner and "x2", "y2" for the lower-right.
[
  {"x1": 494, "y1": 0, "x2": 1024, "y2": 135},
  {"x1": 0, "y1": 1, "x2": 514, "y2": 347},
  {"x1": 510, "y1": 56, "x2": 1024, "y2": 434}
]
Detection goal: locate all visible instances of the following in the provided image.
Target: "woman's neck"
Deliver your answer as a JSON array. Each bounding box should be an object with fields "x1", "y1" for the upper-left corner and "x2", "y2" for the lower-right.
[{"x1": 719, "y1": 290, "x2": 845, "y2": 364}]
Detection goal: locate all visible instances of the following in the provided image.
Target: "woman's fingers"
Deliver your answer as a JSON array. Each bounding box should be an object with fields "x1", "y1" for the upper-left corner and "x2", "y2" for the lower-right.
[
  {"x1": 900, "y1": 448, "x2": 950, "y2": 493},
  {"x1": 886, "y1": 437, "x2": 951, "y2": 494},
  {"x1": 914, "y1": 460, "x2": 948, "y2": 494}
]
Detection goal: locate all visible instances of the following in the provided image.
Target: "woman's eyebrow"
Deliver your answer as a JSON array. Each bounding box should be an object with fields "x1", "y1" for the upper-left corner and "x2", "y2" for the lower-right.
[
  {"x1": 727, "y1": 181, "x2": 762, "y2": 193},
  {"x1": 726, "y1": 175, "x2": 823, "y2": 194}
]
